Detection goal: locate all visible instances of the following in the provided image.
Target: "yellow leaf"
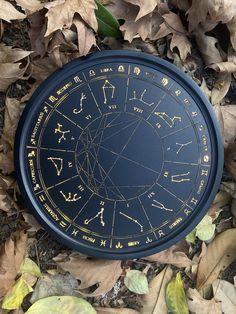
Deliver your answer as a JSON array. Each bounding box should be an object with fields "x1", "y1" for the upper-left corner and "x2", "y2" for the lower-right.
[
  {"x1": 195, "y1": 215, "x2": 215, "y2": 242},
  {"x1": 165, "y1": 272, "x2": 189, "y2": 314},
  {"x1": 124, "y1": 270, "x2": 149, "y2": 294},
  {"x1": 20, "y1": 257, "x2": 42, "y2": 277},
  {"x1": 2, "y1": 276, "x2": 33, "y2": 310}
]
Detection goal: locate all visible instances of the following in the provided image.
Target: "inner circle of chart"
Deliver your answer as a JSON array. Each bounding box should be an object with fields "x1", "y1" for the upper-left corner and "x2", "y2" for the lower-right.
[{"x1": 75, "y1": 112, "x2": 164, "y2": 201}]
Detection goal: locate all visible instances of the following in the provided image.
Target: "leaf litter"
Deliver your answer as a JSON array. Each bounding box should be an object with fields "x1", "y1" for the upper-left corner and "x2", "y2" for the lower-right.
[{"x1": 0, "y1": 0, "x2": 236, "y2": 313}]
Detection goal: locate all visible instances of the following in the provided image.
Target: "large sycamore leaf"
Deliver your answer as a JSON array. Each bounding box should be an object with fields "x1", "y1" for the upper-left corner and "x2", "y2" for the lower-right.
[
  {"x1": 124, "y1": 0, "x2": 160, "y2": 20},
  {"x1": 187, "y1": 288, "x2": 222, "y2": 314},
  {"x1": 0, "y1": 231, "x2": 27, "y2": 297},
  {"x1": 165, "y1": 272, "x2": 189, "y2": 314},
  {"x1": 45, "y1": 0, "x2": 98, "y2": 37},
  {"x1": 0, "y1": 0, "x2": 26, "y2": 22},
  {"x1": 196, "y1": 228, "x2": 236, "y2": 289},
  {"x1": 141, "y1": 266, "x2": 173, "y2": 314},
  {"x1": 25, "y1": 296, "x2": 96, "y2": 314},
  {"x1": 54, "y1": 254, "x2": 122, "y2": 296}
]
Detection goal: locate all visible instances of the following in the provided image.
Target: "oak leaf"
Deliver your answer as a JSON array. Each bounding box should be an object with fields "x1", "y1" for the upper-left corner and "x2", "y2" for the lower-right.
[
  {"x1": 187, "y1": 288, "x2": 222, "y2": 314},
  {"x1": 196, "y1": 228, "x2": 236, "y2": 289},
  {"x1": 0, "y1": 231, "x2": 27, "y2": 298},
  {"x1": 16, "y1": 0, "x2": 44, "y2": 14},
  {"x1": 0, "y1": 0, "x2": 26, "y2": 22},
  {"x1": 141, "y1": 266, "x2": 173, "y2": 314},
  {"x1": 124, "y1": 0, "x2": 160, "y2": 20},
  {"x1": 44, "y1": 0, "x2": 98, "y2": 37},
  {"x1": 54, "y1": 254, "x2": 122, "y2": 296}
]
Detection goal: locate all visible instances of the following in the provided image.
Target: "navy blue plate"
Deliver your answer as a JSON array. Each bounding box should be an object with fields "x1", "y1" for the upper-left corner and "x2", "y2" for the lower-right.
[{"x1": 15, "y1": 50, "x2": 223, "y2": 259}]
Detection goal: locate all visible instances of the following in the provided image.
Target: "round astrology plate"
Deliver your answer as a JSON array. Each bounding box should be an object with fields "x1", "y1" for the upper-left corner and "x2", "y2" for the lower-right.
[{"x1": 15, "y1": 50, "x2": 223, "y2": 259}]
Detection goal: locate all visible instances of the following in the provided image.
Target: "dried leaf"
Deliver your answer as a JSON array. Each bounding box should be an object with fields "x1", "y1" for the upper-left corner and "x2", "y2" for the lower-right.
[
  {"x1": 211, "y1": 73, "x2": 231, "y2": 106},
  {"x1": 209, "y1": 61, "x2": 236, "y2": 73},
  {"x1": 0, "y1": 150, "x2": 14, "y2": 175},
  {"x1": 2, "y1": 276, "x2": 33, "y2": 310},
  {"x1": 20, "y1": 257, "x2": 41, "y2": 277},
  {"x1": 124, "y1": 0, "x2": 160, "y2": 20},
  {"x1": 213, "y1": 279, "x2": 236, "y2": 314},
  {"x1": 165, "y1": 272, "x2": 189, "y2": 314},
  {"x1": 227, "y1": 16, "x2": 236, "y2": 50},
  {"x1": 124, "y1": 270, "x2": 149, "y2": 294},
  {"x1": 54, "y1": 254, "x2": 122, "y2": 296},
  {"x1": 120, "y1": 14, "x2": 152, "y2": 42},
  {"x1": 0, "y1": 0, "x2": 26, "y2": 22},
  {"x1": 141, "y1": 266, "x2": 173, "y2": 314},
  {"x1": 196, "y1": 228, "x2": 236, "y2": 289},
  {"x1": 0, "y1": 231, "x2": 27, "y2": 297},
  {"x1": 96, "y1": 308, "x2": 139, "y2": 314},
  {"x1": 16, "y1": 0, "x2": 44, "y2": 14},
  {"x1": 187, "y1": 288, "x2": 222, "y2": 314},
  {"x1": 73, "y1": 16, "x2": 96, "y2": 56},
  {"x1": 221, "y1": 105, "x2": 236, "y2": 146},
  {"x1": 208, "y1": 191, "x2": 231, "y2": 220},
  {"x1": 22, "y1": 212, "x2": 42, "y2": 232},
  {"x1": 195, "y1": 215, "x2": 216, "y2": 242},
  {"x1": 225, "y1": 142, "x2": 236, "y2": 181},
  {"x1": 45, "y1": 0, "x2": 98, "y2": 37},
  {"x1": 25, "y1": 296, "x2": 96, "y2": 314}
]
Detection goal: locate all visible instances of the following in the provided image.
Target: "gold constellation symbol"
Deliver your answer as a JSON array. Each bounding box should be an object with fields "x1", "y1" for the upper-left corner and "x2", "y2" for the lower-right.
[
  {"x1": 119, "y1": 211, "x2": 143, "y2": 232},
  {"x1": 102, "y1": 80, "x2": 115, "y2": 104},
  {"x1": 54, "y1": 123, "x2": 70, "y2": 143},
  {"x1": 73, "y1": 93, "x2": 86, "y2": 114},
  {"x1": 129, "y1": 89, "x2": 154, "y2": 106},
  {"x1": 151, "y1": 200, "x2": 173, "y2": 212},
  {"x1": 47, "y1": 157, "x2": 63, "y2": 176},
  {"x1": 60, "y1": 191, "x2": 81, "y2": 202},
  {"x1": 84, "y1": 207, "x2": 105, "y2": 226},
  {"x1": 171, "y1": 172, "x2": 191, "y2": 182},
  {"x1": 154, "y1": 112, "x2": 181, "y2": 128},
  {"x1": 175, "y1": 141, "x2": 192, "y2": 154}
]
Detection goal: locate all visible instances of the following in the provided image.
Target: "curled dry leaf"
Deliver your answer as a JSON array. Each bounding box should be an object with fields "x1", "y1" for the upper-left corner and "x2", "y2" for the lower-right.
[
  {"x1": 187, "y1": 288, "x2": 222, "y2": 314},
  {"x1": 196, "y1": 228, "x2": 236, "y2": 289},
  {"x1": 44, "y1": 0, "x2": 98, "y2": 37},
  {"x1": 0, "y1": 231, "x2": 27, "y2": 298},
  {"x1": 213, "y1": 279, "x2": 236, "y2": 314},
  {"x1": 154, "y1": 12, "x2": 191, "y2": 60},
  {"x1": 0, "y1": 0, "x2": 26, "y2": 22},
  {"x1": 54, "y1": 254, "x2": 123, "y2": 296},
  {"x1": 141, "y1": 266, "x2": 173, "y2": 314},
  {"x1": 124, "y1": 0, "x2": 160, "y2": 21},
  {"x1": 209, "y1": 61, "x2": 236, "y2": 73}
]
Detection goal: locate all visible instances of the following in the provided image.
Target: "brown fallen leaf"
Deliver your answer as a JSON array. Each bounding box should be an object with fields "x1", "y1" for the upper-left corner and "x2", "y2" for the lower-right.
[
  {"x1": 143, "y1": 241, "x2": 192, "y2": 268},
  {"x1": 96, "y1": 308, "x2": 139, "y2": 314},
  {"x1": 0, "y1": 231, "x2": 27, "y2": 298},
  {"x1": 213, "y1": 279, "x2": 236, "y2": 314},
  {"x1": 221, "y1": 105, "x2": 236, "y2": 146},
  {"x1": 44, "y1": 0, "x2": 98, "y2": 37},
  {"x1": 196, "y1": 228, "x2": 236, "y2": 289},
  {"x1": 225, "y1": 142, "x2": 236, "y2": 181},
  {"x1": 211, "y1": 73, "x2": 231, "y2": 106},
  {"x1": 227, "y1": 16, "x2": 236, "y2": 51},
  {"x1": 209, "y1": 61, "x2": 236, "y2": 73},
  {"x1": 0, "y1": 0, "x2": 26, "y2": 22},
  {"x1": 141, "y1": 266, "x2": 173, "y2": 314},
  {"x1": 187, "y1": 288, "x2": 222, "y2": 314},
  {"x1": 124, "y1": 0, "x2": 160, "y2": 20},
  {"x1": 153, "y1": 12, "x2": 191, "y2": 60},
  {"x1": 0, "y1": 150, "x2": 14, "y2": 175},
  {"x1": 54, "y1": 254, "x2": 123, "y2": 297},
  {"x1": 208, "y1": 191, "x2": 232, "y2": 220},
  {"x1": 16, "y1": 0, "x2": 44, "y2": 14}
]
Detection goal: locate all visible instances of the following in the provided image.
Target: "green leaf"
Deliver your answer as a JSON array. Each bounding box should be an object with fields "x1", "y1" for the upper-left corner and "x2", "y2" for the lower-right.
[
  {"x1": 95, "y1": 0, "x2": 121, "y2": 38},
  {"x1": 185, "y1": 229, "x2": 197, "y2": 244},
  {"x1": 165, "y1": 272, "x2": 189, "y2": 314},
  {"x1": 124, "y1": 270, "x2": 149, "y2": 294},
  {"x1": 2, "y1": 276, "x2": 33, "y2": 310},
  {"x1": 196, "y1": 215, "x2": 215, "y2": 241},
  {"x1": 25, "y1": 296, "x2": 96, "y2": 314},
  {"x1": 20, "y1": 257, "x2": 42, "y2": 277}
]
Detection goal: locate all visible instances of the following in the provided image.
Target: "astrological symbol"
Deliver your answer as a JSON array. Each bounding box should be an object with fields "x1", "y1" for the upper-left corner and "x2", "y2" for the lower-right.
[
  {"x1": 30, "y1": 138, "x2": 36, "y2": 145},
  {"x1": 171, "y1": 172, "x2": 190, "y2": 182},
  {"x1": 184, "y1": 98, "x2": 189, "y2": 104},
  {"x1": 154, "y1": 112, "x2": 181, "y2": 128},
  {"x1": 47, "y1": 157, "x2": 63, "y2": 176},
  {"x1": 85, "y1": 115, "x2": 92, "y2": 120},
  {"x1": 43, "y1": 106, "x2": 48, "y2": 113},
  {"x1": 49, "y1": 95, "x2": 58, "y2": 103},
  {"x1": 60, "y1": 190, "x2": 81, "y2": 202},
  {"x1": 118, "y1": 65, "x2": 125, "y2": 72},
  {"x1": 146, "y1": 237, "x2": 152, "y2": 244},
  {"x1": 84, "y1": 207, "x2": 105, "y2": 226},
  {"x1": 54, "y1": 123, "x2": 70, "y2": 143},
  {"x1": 102, "y1": 80, "x2": 115, "y2": 104},
  {"x1": 68, "y1": 162, "x2": 73, "y2": 168},
  {"x1": 28, "y1": 150, "x2": 35, "y2": 157},
  {"x1": 175, "y1": 90, "x2": 181, "y2": 96},
  {"x1": 73, "y1": 93, "x2": 86, "y2": 114},
  {"x1": 115, "y1": 241, "x2": 123, "y2": 249},
  {"x1": 134, "y1": 67, "x2": 140, "y2": 75},
  {"x1": 59, "y1": 221, "x2": 66, "y2": 228},
  {"x1": 190, "y1": 197, "x2": 198, "y2": 205},
  {"x1": 203, "y1": 155, "x2": 209, "y2": 162},
  {"x1": 74, "y1": 76, "x2": 82, "y2": 83},
  {"x1": 78, "y1": 185, "x2": 84, "y2": 192},
  {"x1": 164, "y1": 171, "x2": 169, "y2": 177},
  {"x1": 158, "y1": 230, "x2": 165, "y2": 237},
  {"x1": 192, "y1": 112, "x2": 198, "y2": 117},
  {"x1": 71, "y1": 229, "x2": 78, "y2": 237},
  {"x1": 33, "y1": 184, "x2": 41, "y2": 191},
  {"x1": 184, "y1": 208, "x2": 191, "y2": 216},
  {"x1": 201, "y1": 169, "x2": 209, "y2": 176},
  {"x1": 100, "y1": 240, "x2": 106, "y2": 247},
  {"x1": 39, "y1": 195, "x2": 45, "y2": 202},
  {"x1": 151, "y1": 200, "x2": 173, "y2": 212},
  {"x1": 161, "y1": 77, "x2": 168, "y2": 86},
  {"x1": 175, "y1": 141, "x2": 192, "y2": 154},
  {"x1": 119, "y1": 212, "x2": 143, "y2": 232},
  {"x1": 129, "y1": 89, "x2": 154, "y2": 106},
  {"x1": 89, "y1": 70, "x2": 95, "y2": 76},
  {"x1": 147, "y1": 191, "x2": 155, "y2": 199}
]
